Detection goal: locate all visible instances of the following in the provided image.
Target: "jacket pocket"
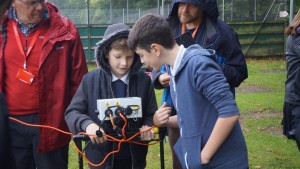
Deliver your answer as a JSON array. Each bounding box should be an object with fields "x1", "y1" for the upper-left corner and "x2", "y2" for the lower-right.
[{"x1": 174, "y1": 135, "x2": 202, "y2": 169}]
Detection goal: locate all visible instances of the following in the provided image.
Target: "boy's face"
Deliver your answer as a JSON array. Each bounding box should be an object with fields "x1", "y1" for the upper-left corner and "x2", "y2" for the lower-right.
[
  {"x1": 106, "y1": 48, "x2": 134, "y2": 78},
  {"x1": 135, "y1": 47, "x2": 161, "y2": 71}
]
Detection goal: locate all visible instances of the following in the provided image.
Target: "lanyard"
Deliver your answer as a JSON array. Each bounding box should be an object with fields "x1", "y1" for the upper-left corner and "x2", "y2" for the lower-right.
[
  {"x1": 181, "y1": 24, "x2": 199, "y2": 38},
  {"x1": 12, "y1": 22, "x2": 41, "y2": 69},
  {"x1": 181, "y1": 17, "x2": 204, "y2": 38}
]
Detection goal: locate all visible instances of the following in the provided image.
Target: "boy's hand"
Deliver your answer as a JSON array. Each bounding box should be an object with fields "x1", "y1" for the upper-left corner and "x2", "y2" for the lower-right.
[
  {"x1": 139, "y1": 125, "x2": 155, "y2": 141},
  {"x1": 86, "y1": 123, "x2": 107, "y2": 144},
  {"x1": 159, "y1": 73, "x2": 170, "y2": 87},
  {"x1": 200, "y1": 153, "x2": 210, "y2": 164},
  {"x1": 153, "y1": 102, "x2": 172, "y2": 127}
]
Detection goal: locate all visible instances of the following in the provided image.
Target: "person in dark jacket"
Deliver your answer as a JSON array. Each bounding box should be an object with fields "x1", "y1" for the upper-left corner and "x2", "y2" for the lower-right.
[
  {"x1": 0, "y1": 2, "x2": 13, "y2": 169},
  {"x1": 128, "y1": 13, "x2": 248, "y2": 169},
  {"x1": 65, "y1": 23, "x2": 158, "y2": 169},
  {"x1": 0, "y1": 0, "x2": 10, "y2": 20},
  {"x1": 0, "y1": 92, "x2": 14, "y2": 169},
  {"x1": 152, "y1": 1, "x2": 248, "y2": 168},
  {"x1": 283, "y1": 9, "x2": 300, "y2": 150}
]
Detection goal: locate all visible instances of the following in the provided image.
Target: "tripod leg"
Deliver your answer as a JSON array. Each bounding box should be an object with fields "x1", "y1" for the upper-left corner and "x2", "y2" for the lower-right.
[
  {"x1": 160, "y1": 139, "x2": 165, "y2": 169},
  {"x1": 74, "y1": 139, "x2": 84, "y2": 169},
  {"x1": 159, "y1": 127, "x2": 166, "y2": 169}
]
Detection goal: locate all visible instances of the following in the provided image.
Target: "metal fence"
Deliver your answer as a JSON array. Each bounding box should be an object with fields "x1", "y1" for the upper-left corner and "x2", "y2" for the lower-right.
[
  {"x1": 46, "y1": 0, "x2": 288, "y2": 60},
  {"x1": 48, "y1": 0, "x2": 290, "y2": 25}
]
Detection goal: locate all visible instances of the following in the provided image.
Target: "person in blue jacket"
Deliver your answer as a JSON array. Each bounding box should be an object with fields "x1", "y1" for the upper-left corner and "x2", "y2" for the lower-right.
[
  {"x1": 151, "y1": 1, "x2": 248, "y2": 167},
  {"x1": 128, "y1": 14, "x2": 248, "y2": 169}
]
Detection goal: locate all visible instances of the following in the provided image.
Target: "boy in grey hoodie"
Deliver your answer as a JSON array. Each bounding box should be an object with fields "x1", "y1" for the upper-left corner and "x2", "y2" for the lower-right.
[{"x1": 128, "y1": 14, "x2": 248, "y2": 169}]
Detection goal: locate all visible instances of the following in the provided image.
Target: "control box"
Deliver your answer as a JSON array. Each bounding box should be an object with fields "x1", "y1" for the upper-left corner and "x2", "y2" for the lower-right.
[{"x1": 97, "y1": 97, "x2": 142, "y2": 121}]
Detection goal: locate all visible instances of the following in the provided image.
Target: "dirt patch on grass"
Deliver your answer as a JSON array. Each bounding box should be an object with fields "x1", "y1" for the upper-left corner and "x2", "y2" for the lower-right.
[
  {"x1": 248, "y1": 109, "x2": 281, "y2": 119},
  {"x1": 240, "y1": 110, "x2": 283, "y2": 136},
  {"x1": 236, "y1": 84, "x2": 274, "y2": 94},
  {"x1": 260, "y1": 69, "x2": 286, "y2": 73}
]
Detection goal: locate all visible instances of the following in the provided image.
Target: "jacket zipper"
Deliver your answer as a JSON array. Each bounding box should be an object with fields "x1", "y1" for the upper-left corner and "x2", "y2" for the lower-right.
[
  {"x1": 129, "y1": 143, "x2": 134, "y2": 169},
  {"x1": 128, "y1": 79, "x2": 134, "y2": 169},
  {"x1": 109, "y1": 75, "x2": 135, "y2": 168},
  {"x1": 109, "y1": 76, "x2": 115, "y2": 98},
  {"x1": 108, "y1": 75, "x2": 115, "y2": 168}
]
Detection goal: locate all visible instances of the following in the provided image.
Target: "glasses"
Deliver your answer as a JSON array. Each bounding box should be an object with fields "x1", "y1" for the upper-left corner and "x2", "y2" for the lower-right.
[{"x1": 17, "y1": 0, "x2": 44, "y2": 8}]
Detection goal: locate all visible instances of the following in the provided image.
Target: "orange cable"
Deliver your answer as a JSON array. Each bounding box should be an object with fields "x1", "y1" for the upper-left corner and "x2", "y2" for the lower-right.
[
  {"x1": 9, "y1": 117, "x2": 72, "y2": 136},
  {"x1": 8, "y1": 116, "x2": 159, "y2": 167},
  {"x1": 109, "y1": 114, "x2": 116, "y2": 129}
]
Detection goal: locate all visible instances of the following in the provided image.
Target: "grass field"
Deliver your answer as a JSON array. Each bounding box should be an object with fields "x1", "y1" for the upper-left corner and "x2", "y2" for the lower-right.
[{"x1": 68, "y1": 58, "x2": 300, "y2": 169}]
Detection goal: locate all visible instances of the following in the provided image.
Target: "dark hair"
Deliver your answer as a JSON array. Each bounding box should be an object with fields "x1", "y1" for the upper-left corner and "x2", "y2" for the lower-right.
[
  {"x1": 128, "y1": 14, "x2": 175, "y2": 52},
  {"x1": 285, "y1": 9, "x2": 300, "y2": 35}
]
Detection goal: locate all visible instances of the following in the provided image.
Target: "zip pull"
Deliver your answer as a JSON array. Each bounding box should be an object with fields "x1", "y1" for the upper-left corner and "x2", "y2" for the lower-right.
[{"x1": 23, "y1": 61, "x2": 27, "y2": 70}]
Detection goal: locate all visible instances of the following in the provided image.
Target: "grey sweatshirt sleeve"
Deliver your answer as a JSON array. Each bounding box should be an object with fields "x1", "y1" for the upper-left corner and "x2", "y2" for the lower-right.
[
  {"x1": 65, "y1": 76, "x2": 94, "y2": 134},
  {"x1": 194, "y1": 57, "x2": 240, "y2": 117}
]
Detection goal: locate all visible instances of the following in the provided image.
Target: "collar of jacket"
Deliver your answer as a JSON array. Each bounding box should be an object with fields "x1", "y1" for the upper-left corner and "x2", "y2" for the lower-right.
[
  {"x1": 173, "y1": 45, "x2": 216, "y2": 77},
  {"x1": 168, "y1": 15, "x2": 222, "y2": 49}
]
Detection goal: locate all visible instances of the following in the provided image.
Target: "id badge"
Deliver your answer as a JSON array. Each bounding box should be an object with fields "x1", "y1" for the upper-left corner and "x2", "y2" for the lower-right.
[{"x1": 16, "y1": 68, "x2": 35, "y2": 85}]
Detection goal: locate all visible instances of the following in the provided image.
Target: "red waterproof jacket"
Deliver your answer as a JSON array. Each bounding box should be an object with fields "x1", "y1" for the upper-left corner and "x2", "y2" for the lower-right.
[{"x1": 0, "y1": 2, "x2": 88, "y2": 152}]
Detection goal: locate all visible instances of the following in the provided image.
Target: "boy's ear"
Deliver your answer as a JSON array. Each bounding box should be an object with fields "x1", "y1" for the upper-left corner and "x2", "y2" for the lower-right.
[{"x1": 150, "y1": 43, "x2": 161, "y2": 57}]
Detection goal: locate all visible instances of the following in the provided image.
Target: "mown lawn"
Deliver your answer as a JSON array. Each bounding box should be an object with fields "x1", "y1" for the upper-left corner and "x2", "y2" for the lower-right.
[{"x1": 68, "y1": 58, "x2": 300, "y2": 169}]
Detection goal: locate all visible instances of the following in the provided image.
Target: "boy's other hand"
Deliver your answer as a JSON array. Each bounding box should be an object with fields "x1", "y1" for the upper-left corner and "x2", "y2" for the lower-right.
[
  {"x1": 153, "y1": 102, "x2": 172, "y2": 127},
  {"x1": 86, "y1": 123, "x2": 107, "y2": 144},
  {"x1": 139, "y1": 125, "x2": 155, "y2": 141},
  {"x1": 159, "y1": 73, "x2": 170, "y2": 87}
]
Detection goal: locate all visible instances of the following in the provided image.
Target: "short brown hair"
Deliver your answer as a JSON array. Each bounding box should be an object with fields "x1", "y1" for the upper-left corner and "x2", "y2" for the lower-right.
[
  {"x1": 110, "y1": 38, "x2": 129, "y2": 50},
  {"x1": 104, "y1": 38, "x2": 130, "y2": 57},
  {"x1": 128, "y1": 14, "x2": 175, "y2": 52}
]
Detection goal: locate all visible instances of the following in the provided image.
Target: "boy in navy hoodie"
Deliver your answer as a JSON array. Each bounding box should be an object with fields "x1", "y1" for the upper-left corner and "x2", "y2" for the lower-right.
[
  {"x1": 128, "y1": 14, "x2": 248, "y2": 169},
  {"x1": 65, "y1": 23, "x2": 157, "y2": 169}
]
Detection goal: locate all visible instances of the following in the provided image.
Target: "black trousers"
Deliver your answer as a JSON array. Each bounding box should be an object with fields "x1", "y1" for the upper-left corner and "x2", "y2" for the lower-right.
[
  {"x1": 85, "y1": 142, "x2": 134, "y2": 169},
  {"x1": 9, "y1": 113, "x2": 69, "y2": 169},
  {"x1": 0, "y1": 93, "x2": 14, "y2": 169}
]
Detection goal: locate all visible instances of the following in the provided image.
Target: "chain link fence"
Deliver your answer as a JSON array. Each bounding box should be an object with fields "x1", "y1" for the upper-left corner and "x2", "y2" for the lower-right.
[{"x1": 47, "y1": 0, "x2": 291, "y2": 25}]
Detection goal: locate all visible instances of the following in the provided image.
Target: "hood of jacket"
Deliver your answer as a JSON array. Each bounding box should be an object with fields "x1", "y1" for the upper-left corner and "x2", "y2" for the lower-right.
[
  {"x1": 168, "y1": 0, "x2": 219, "y2": 24},
  {"x1": 95, "y1": 23, "x2": 142, "y2": 77},
  {"x1": 175, "y1": 44, "x2": 216, "y2": 76}
]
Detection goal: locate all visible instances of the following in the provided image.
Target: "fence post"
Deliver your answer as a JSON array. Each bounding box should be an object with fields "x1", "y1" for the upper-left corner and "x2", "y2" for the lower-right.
[
  {"x1": 87, "y1": 0, "x2": 91, "y2": 62},
  {"x1": 290, "y1": 0, "x2": 294, "y2": 24}
]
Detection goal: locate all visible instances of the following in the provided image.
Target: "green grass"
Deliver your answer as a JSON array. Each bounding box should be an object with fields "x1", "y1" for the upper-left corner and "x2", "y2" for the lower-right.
[{"x1": 68, "y1": 59, "x2": 300, "y2": 169}]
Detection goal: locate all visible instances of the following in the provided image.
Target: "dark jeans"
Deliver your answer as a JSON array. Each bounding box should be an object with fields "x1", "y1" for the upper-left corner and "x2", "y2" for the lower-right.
[
  {"x1": 9, "y1": 114, "x2": 68, "y2": 169},
  {"x1": 168, "y1": 127, "x2": 182, "y2": 169}
]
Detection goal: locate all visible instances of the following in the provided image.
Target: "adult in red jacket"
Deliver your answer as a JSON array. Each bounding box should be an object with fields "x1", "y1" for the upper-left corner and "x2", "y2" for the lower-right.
[{"x1": 0, "y1": 1, "x2": 88, "y2": 169}]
